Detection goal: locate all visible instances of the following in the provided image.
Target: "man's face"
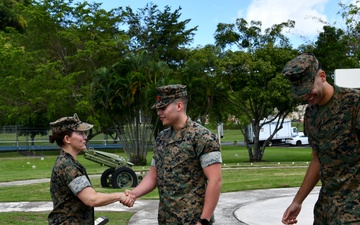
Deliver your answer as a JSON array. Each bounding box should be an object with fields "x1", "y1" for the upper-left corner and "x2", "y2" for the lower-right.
[
  {"x1": 301, "y1": 71, "x2": 324, "y2": 105},
  {"x1": 156, "y1": 101, "x2": 179, "y2": 126}
]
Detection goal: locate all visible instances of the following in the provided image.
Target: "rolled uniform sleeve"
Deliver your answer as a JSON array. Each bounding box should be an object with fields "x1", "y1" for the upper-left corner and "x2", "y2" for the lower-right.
[
  {"x1": 200, "y1": 151, "x2": 222, "y2": 168},
  {"x1": 151, "y1": 157, "x2": 156, "y2": 166},
  {"x1": 69, "y1": 175, "x2": 91, "y2": 196},
  {"x1": 195, "y1": 126, "x2": 222, "y2": 168},
  {"x1": 48, "y1": 151, "x2": 94, "y2": 224}
]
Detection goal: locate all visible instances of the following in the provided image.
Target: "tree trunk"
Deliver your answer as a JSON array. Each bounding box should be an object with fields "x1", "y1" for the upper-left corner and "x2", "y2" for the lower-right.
[{"x1": 130, "y1": 155, "x2": 147, "y2": 166}]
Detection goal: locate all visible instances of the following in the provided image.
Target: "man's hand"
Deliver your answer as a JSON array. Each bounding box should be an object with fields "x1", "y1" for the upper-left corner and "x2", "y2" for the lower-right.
[
  {"x1": 282, "y1": 202, "x2": 302, "y2": 224},
  {"x1": 120, "y1": 190, "x2": 135, "y2": 207}
]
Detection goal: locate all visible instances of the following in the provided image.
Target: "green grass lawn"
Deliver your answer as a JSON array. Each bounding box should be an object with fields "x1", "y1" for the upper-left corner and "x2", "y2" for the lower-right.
[
  {"x1": 0, "y1": 212, "x2": 133, "y2": 225},
  {"x1": 215, "y1": 129, "x2": 244, "y2": 142},
  {"x1": 0, "y1": 145, "x2": 313, "y2": 201}
]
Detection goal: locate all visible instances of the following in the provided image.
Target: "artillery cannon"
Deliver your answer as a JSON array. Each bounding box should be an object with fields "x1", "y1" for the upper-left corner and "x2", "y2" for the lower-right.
[{"x1": 84, "y1": 148, "x2": 145, "y2": 189}]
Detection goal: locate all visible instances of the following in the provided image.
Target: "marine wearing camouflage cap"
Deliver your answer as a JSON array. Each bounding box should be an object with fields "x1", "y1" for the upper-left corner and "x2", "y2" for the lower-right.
[
  {"x1": 282, "y1": 52, "x2": 320, "y2": 98},
  {"x1": 151, "y1": 84, "x2": 187, "y2": 109},
  {"x1": 50, "y1": 113, "x2": 93, "y2": 133}
]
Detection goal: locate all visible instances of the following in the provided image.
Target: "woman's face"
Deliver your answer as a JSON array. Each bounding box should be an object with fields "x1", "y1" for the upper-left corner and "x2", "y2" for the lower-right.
[{"x1": 68, "y1": 131, "x2": 88, "y2": 151}]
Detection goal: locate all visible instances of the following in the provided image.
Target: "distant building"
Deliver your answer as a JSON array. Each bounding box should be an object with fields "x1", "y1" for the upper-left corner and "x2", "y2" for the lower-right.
[{"x1": 334, "y1": 69, "x2": 360, "y2": 89}]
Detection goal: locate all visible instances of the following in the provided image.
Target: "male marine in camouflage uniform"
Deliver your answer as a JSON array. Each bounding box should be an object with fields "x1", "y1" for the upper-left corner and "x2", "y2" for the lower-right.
[
  {"x1": 126, "y1": 84, "x2": 222, "y2": 225},
  {"x1": 281, "y1": 52, "x2": 360, "y2": 224}
]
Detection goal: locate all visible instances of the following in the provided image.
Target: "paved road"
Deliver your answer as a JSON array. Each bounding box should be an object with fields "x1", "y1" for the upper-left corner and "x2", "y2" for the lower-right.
[{"x1": 0, "y1": 177, "x2": 319, "y2": 225}]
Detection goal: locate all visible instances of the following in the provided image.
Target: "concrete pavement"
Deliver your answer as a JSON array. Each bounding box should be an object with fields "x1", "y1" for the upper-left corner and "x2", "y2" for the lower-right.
[{"x1": 0, "y1": 177, "x2": 320, "y2": 225}]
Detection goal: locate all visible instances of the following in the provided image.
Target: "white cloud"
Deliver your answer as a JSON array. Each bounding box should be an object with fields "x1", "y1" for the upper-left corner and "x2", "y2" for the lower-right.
[{"x1": 239, "y1": 0, "x2": 330, "y2": 44}]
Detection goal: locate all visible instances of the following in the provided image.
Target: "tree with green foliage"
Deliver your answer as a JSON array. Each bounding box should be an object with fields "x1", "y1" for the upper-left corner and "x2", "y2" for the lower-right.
[
  {"x1": 215, "y1": 18, "x2": 295, "y2": 52},
  {"x1": 299, "y1": 1, "x2": 360, "y2": 83},
  {"x1": 91, "y1": 51, "x2": 173, "y2": 165},
  {"x1": 0, "y1": 0, "x2": 129, "y2": 142},
  {"x1": 123, "y1": 3, "x2": 197, "y2": 68},
  {"x1": 215, "y1": 18, "x2": 299, "y2": 161},
  {"x1": 0, "y1": 0, "x2": 30, "y2": 32},
  {"x1": 339, "y1": 0, "x2": 360, "y2": 65},
  {"x1": 312, "y1": 25, "x2": 359, "y2": 82},
  {"x1": 88, "y1": 3, "x2": 201, "y2": 164},
  {"x1": 178, "y1": 44, "x2": 230, "y2": 126}
]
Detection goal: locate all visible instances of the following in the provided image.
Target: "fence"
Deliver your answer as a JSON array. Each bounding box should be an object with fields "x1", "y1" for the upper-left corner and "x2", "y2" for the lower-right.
[{"x1": 0, "y1": 126, "x2": 123, "y2": 151}]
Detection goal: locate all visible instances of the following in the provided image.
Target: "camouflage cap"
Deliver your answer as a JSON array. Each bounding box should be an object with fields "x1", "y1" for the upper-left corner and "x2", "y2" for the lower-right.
[
  {"x1": 50, "y1": 113, "x2": 93, "y2": 133},
  {"x1": 151, "y1": 84, "x2": 187, "y2": 109},
  {"x1": 282, "y1": 52, "x2": 320, "y2": 98}
]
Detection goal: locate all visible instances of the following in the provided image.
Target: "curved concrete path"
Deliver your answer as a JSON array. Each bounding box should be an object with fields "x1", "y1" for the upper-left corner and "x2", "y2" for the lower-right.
[{"x1": 0, "y1": 178, "x2": 319, "y2": 225}]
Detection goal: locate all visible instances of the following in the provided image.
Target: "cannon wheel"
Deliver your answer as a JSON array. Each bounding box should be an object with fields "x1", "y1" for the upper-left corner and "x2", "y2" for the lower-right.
[
  {"x1": 111, "y1": 167, "x2": 138, "y2": 188},
  {"x1": 100, "y1": 168, "x2": 115, "y2": 187}
]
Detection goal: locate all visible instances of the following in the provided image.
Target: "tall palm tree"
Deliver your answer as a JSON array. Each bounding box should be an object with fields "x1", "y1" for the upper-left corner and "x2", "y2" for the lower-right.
[{"x1": 91, "y1": 51, "x2": 173, "y2": 165}]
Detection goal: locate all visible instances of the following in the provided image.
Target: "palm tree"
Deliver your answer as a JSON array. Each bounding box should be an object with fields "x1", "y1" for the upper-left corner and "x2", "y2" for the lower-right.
[{"x1": 91, "y1": 51, "x2": 173, "y2": 165}]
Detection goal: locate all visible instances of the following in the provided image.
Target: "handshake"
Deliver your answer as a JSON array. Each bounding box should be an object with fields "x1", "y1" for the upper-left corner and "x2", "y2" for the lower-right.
[{"x1": 120, "y1": 189, "x2": 136, "y2": 207}]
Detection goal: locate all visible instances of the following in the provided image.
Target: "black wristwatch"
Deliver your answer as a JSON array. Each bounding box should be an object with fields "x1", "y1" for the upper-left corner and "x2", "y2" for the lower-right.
[{"x1": 199, "y1": 218, "x2": 210, "y2": 225}]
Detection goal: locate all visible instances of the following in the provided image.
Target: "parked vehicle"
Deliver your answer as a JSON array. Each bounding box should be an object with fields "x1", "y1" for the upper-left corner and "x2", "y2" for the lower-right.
[
  {"x1": 245, "y1": 118, "x2": 300, "y2": 146},
  {"x1": 286, "y1": 134, "x2": 309, "y2": 146}
]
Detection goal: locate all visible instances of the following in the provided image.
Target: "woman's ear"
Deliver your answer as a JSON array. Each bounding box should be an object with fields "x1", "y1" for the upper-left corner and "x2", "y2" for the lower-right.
[{"x1": 63, "y1": 135, "x2": 71, "y2": 144}]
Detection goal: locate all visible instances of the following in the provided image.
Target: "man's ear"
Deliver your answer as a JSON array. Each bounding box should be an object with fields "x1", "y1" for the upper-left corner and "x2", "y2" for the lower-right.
[
  {"x1": 176, "y1": 101, "x2": 184, "y2": 112},
  {"x1": 319, "y1": 70, "x2": 327, "y2": 82}
]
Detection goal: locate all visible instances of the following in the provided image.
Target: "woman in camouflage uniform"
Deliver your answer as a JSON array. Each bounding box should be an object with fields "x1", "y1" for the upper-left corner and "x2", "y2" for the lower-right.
[{"x1": 48, "y1": 113, "x2": 132, "y2": 225}]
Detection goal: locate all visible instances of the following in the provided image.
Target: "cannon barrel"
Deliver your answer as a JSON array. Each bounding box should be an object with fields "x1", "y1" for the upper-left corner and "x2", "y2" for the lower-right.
[
  {"x1": 84, "y1": 148, "x2": 134, "y2": 169},
  {"x1": 84, "y1": 148, "x2": 142, "y2": 188}
]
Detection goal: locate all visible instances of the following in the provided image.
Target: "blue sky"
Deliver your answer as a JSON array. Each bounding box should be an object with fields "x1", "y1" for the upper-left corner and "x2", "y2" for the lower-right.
[{"x1": 95, "y1": 0, "x2": 355, "y2": 48}]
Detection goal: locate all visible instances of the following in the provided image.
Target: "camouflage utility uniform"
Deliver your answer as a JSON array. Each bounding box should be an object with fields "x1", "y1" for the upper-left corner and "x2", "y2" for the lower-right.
[
  {"x1": 305, "y1": 85, "x2": 360, "y2": 224},
  {"x1": 152, "y1": 118, "x2": 222, "y2": 225},
  {"x1": 48, "y1": 150, "x2": 94, "y2": 224}
]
